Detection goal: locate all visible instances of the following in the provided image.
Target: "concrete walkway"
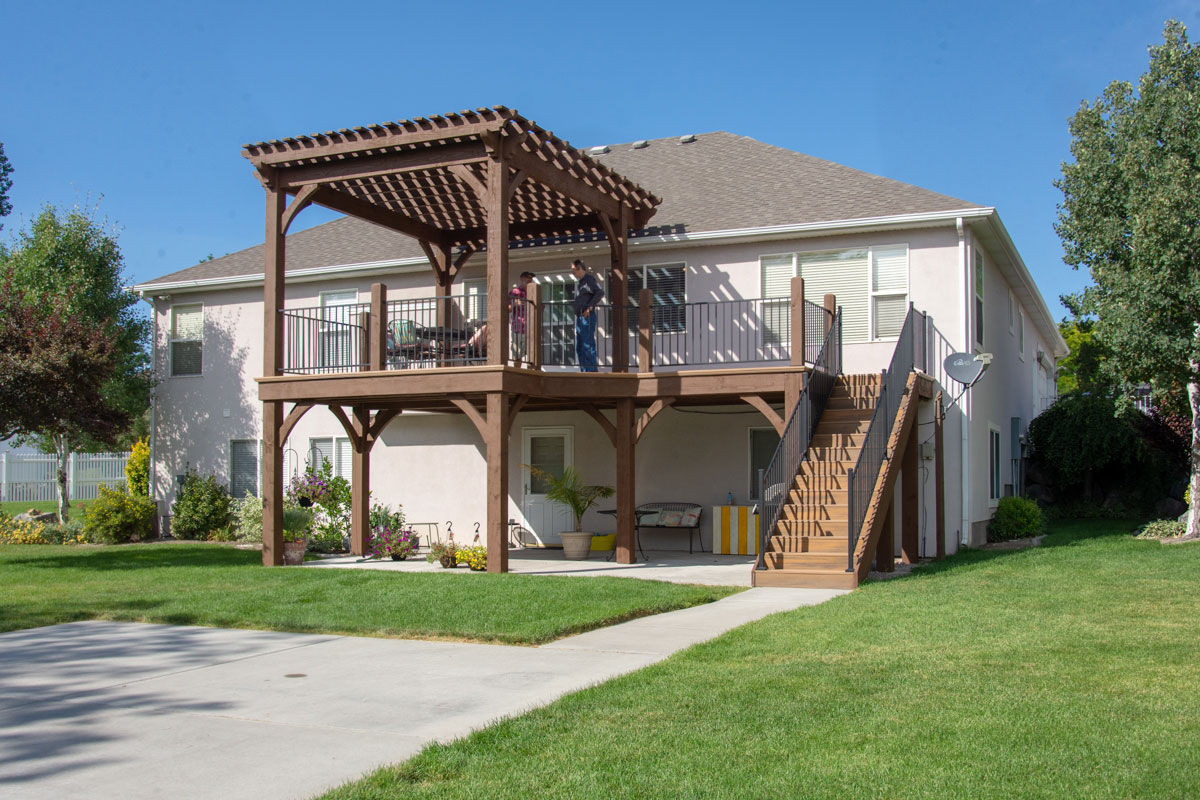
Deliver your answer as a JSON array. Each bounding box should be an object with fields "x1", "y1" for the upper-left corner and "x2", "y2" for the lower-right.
[{"x1": 0, "y1": 587, "x2": 845, "y2": 800}]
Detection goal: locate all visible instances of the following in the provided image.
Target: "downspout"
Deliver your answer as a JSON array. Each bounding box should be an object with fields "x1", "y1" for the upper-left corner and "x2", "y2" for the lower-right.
[
  {"x1": 957, "y1": 218, "x2": 970, "y2": 547},
  {"x1": 145, "y1": 293, "x2": 159, "y2": 525}
]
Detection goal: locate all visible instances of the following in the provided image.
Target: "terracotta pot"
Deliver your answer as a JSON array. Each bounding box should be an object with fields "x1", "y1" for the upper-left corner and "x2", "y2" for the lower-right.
[
  {"x1": 282, "y1": 540, "x2": 306, "y2": 566},
  {"x1": 560, "y1": 532, "x2": 593, "y2": 560}
]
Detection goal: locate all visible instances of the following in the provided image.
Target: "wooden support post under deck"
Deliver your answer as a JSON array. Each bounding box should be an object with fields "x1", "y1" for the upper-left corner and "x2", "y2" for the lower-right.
[
  {"x1": 485, "y1": 155, "x2": 510, "y2": 365},
  {"x1": 350, "y1": 407, "x2": 371, "y2": 556},
  {"x1": 527, "y1": 282, "x2": 542, "y2": 370},
  {"x1": 369, "y1": 283, "x2": 387, "y2": 371},
  {"x1": 486, "y1": 392, "x2": 509, "y2": 572},
  {"x1": 901, "y1": 421, "x2": 919, "y2": 564},
  {"x1": 262, "y1": 187, "x2": 286, "y2": 566},
  {"x1": 876, "y1": 496, "x2": 895, "y2": 573},
  {"x1": 935, "y1": 391, "x2": 946, "y2": 559},
  {"x1": 615, "y1": 398, "x2": 636, "y2": 564},
  {"x1": 791, "y1": 277, "x2": 805, "y2": 366},
  {"x1": 637, "y1": 289, "x2": 653, "y2": 373}
]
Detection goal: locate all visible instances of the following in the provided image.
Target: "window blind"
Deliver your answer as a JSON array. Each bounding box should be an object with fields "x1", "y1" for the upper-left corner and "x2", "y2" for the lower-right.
[
  {"x1": 230, "y1": 440, "x2": 259, "y2": 499},
  {"x1": 760, "y1": 255, "x2": 794, "y2": 345},
  {"x1": 871, "y1": 246, "x2": 908, "y2": 339},
  {"x1": 800, "y1": 249, "x2": 869, "y2": 343},
  {"x1": 170, "y1": 304, "x2": 203, "y2": 376}
]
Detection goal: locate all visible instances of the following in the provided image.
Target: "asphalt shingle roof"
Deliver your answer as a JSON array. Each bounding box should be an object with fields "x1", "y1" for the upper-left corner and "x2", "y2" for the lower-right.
[{"x1": 139, "y1": 132, "x2": 980, "y2": 288}]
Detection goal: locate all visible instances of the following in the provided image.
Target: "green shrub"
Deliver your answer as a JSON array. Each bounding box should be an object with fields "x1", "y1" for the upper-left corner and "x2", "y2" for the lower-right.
[
  {"x1": 282, "y1": 508, "x2": 313, "y2": 543},
  {"x1": 1135, "y1": 519, "x2": 1186, "y2": 540},
  {"x1": 229, "y1": 492, "x2": 264, "y2": 543},
  {"x1": 171, "y1": 469, "x2": 232, "y2": 540},
  {"x1": 126, "y1": 438, "x2": 150, "y2": 498},
  {"x1": 84, "y1": 485, "x2": 156, "y2": 544},
  {"x1": 987, "y1": 496, "x2": 1045, "y2": 543}
]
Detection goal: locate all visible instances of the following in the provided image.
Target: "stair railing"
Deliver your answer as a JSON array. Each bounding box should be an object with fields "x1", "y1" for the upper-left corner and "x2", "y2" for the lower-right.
[
  {"x1": 845, "y1": 304, "x2": 928, "y2": 572},
  {"x1": 756, "y1": 307, "x2": 842, "y2": 569}
]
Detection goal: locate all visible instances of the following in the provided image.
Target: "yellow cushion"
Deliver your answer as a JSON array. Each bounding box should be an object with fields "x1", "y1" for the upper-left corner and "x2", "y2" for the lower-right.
[{"x1": 590, "y1": 534, "x2": 616, "y2": 551}]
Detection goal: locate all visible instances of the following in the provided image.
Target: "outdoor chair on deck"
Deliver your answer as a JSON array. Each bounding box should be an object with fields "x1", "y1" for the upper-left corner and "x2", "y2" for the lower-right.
[{"x1": 387, "y1": 320, "x2": 433, "y2": 367}]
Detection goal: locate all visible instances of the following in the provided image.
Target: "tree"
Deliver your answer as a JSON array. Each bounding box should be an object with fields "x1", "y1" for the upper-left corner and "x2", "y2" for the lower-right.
[
  {"x1": 1055, "y1": 317, "x2": 1109, "y2": 396},
  {"x1": 1056, "y1": 19, "x2": 1200, "y2": 538},
  {"x1": 0, "y1": 205, "x2": 150, "y2": 522},
  {"x1": 0, "y1": 142, "x2": 12, "y2": 230}
]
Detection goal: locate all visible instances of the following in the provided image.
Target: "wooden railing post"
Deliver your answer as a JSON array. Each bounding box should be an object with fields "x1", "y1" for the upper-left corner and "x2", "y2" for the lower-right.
[
  {"x1": 824, "y1": 293, "x2": 836, "y2": 337},
  {"x1": 357, "y1": 311, "x2": 370, "y2": 372},
  {"x1": 527, "y1": 282, "x2": 542, "y2": 370},
  {"x1": 369, "y1": 283, "x2": 387, "y2": 371},
  {"x1": 791, "y1": 277, "x2": 805, "y2": 366},
  {"x1": 638, "y1": 288, "x2": 653, "y2": 372}
]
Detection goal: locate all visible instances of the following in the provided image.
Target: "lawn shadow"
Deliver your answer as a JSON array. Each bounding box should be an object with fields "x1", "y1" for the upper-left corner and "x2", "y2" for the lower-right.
[{"x1": 6, "y1": 543, "x2": 257, "y2": 572}]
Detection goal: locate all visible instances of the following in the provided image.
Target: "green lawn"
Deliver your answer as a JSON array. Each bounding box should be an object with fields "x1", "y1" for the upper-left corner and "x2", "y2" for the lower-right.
[
  {"x1": 1, "y1": 500, "x2": 86, "y2": 517},
  {"x1": 320, "y1": 519, "x2": 1200, "y2": 799},
  {"x1": 0, "y1": 543, "x2": 739, "y2": 644}
]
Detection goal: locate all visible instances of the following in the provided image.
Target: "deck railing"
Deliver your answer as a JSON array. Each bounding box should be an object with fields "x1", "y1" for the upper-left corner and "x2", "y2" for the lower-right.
[
  {"x1": 845, "y1": 305, "x2": 928, "y2": 572},
  {"x1": 281, "y1": 304, "x2": 370, "y2": 374},
  {"x1": 280, "y1": 290, "x2": 833, "y2": 374},
  {"x1": 755, "y1": 307, "x2": 843, "y2": 567}
]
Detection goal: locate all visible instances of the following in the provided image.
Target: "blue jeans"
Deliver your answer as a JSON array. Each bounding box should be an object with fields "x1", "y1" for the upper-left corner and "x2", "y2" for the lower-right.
[{"x1": 575, "y1": 311, "x2": 598, "y2": 372}]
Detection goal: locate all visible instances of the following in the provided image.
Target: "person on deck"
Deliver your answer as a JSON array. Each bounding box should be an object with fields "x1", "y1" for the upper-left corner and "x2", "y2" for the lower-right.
[
  {"x1": 509, "y1": 271, "x2": 534, "y2": 362},
  {"x1": 570, "y1": 259, "x2": 603, "y2": 372}
]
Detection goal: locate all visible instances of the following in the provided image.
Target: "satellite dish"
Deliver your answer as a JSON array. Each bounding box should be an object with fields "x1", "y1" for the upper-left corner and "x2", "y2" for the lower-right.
[{"x1": 943, "y1": 352, "x2": 991, "y2": 387}]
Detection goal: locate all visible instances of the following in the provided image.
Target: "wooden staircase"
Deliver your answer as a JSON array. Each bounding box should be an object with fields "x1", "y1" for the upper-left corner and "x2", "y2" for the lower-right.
[{"x1": 752, "y1": 374, "x2": 880, "y2": 590}]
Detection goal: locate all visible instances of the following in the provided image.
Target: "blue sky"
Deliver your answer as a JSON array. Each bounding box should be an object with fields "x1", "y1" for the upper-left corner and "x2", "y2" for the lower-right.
[{"x1": 1, "y1": 0, "x2": 1192, "y2": 319}]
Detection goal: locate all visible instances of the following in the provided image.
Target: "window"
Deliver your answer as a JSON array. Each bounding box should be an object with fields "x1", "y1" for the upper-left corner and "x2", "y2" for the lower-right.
[
  {"x1": 610, "y1": 262, "x2": 686, "y2": 333},
  {"x1": 230, "y1": 440, "x2": 260, "y2": 499},
  {"x1": 760, "y1": 254, "x2": 796, "y2": 346},
  {"x1": 170, "y1": 304, "x2": 203, "y2": 376},
  {"x1": 764, "y1": 245, "x2": 908, "y2": 345},
  {"x1": 989, "y1": 426, "x2": 1002, "y2": 502},
  {"x1": 974, "y1": 251, "x2": 985, "y2": 349},
  {"x1": 870, "y1": 246, "x2": 908, "y2": 339},
  {"x1": 463, "y1": 278, "x2": 486, "y2": 324},
  {"x1": 320, "y1": 290, "x2": 359, "y2": 369},
  {"x1": 1018, "y1": 309, "x2": 1026, "y2": 360},
  {"x1": 309, "y1": 437, "x2": 352, "y2": 481},
  {"x1": 748, "y1": 427, "x2": 781, "y2": 501}
]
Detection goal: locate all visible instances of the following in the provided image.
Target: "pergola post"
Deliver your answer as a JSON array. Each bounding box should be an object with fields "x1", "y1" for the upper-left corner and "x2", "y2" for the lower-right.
[
  {"x1": 369, "y1": 283, "x2": 387, "y2": 371},
  {"x1": 615, "y1": 398, "x2": 636, "y2": 564},
  {"x1": 484, "y1": 153, "x2": 510, "y2": 365},
  {"x1": 607, "y1": 208, "x2": 631, "y2": 373},
  {"x1": 350, "y1": 406, "x2": 371, "y2": 556},
  {"x1": 262, "y1": 188, "x2": 286, "y2": 566},
  {"x1": 638, "y1": 289, "x2": 653, "y2": 373},
  {"x1": 485, "y1": 392, "x2": 510, "y2": 572}
]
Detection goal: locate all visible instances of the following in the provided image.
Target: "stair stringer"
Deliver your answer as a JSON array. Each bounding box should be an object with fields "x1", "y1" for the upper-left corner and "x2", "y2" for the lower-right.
[{"x1": 850, "y1": 371, "x2": 920, "y2": 585}]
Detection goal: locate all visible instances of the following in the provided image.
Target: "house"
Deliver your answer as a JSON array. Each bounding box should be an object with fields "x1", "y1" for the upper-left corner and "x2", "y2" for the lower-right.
[{"x1": 132, "y1": 107, "x2": 1066, "y2": 588}]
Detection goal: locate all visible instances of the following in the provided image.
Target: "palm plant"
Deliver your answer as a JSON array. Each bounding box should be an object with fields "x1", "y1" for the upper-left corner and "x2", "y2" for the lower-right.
[{"x1": 527, "y1": 466, "x2": 614, "y2": 531}]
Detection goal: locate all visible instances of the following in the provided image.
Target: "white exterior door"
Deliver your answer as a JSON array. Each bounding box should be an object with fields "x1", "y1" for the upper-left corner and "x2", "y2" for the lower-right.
[{"x1": 520, "y1": 426, "x2": 574, "y2": 546}]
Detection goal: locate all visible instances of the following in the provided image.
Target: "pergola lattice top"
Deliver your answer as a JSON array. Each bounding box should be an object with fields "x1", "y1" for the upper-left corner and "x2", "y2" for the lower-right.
[{"x1": 242, "y1": 106, "x2": 661, "y2": 251}]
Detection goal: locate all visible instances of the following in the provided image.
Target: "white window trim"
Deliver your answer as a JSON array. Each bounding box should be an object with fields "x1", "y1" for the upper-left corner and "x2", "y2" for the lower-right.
[
  {"x1": 307, "y1": 436, "x2": 352, "y2": 480},
  {"x1": 462, "y1": 278, "x2": 486, "y2": 323},
  {"x1": 169, "y1": 303, "x2": 204, "y2": 378},
  {"x1": 1018, "y1": 309, "x2": 1026, "y2": 361},
  {"x1": 988, "y1": 423, "x2": 1002, "y2": 506},
  {"x1": 772, "y1": 243, "x2": 909, "y2": 343},
  {"x1": 747, "y1": 426, "x2": 781, "y2": 502}
]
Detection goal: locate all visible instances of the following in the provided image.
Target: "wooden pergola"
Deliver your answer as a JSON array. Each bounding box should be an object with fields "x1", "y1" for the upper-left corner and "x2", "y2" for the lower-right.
[{"x1": 245, "y1": 107, "x2": 662, "y2": 570}]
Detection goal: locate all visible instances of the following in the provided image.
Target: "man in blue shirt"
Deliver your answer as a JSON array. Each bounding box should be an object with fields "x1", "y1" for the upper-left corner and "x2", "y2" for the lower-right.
[{"x1": 570, "y1": 259, "x2": 603, "y2": 372}]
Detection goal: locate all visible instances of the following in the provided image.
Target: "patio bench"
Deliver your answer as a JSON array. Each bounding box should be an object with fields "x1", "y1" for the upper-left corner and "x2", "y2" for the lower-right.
[{"x1": 598, "y1": 502, "x2": 705, "y2": 560}]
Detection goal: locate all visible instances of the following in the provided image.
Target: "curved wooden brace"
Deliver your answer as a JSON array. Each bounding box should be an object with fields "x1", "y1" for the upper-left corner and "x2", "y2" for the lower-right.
[
  {"x1": 281, "y1": 184, "x2": 320, "y2": 234},
  {"x1": 367, "y1": 408, "x2": 401, "y2": 445},
  {"x1": 279, "y1": 403, "x2": 314, "y2": 443},
  {"x1": 506, "y1": 394, "x2": 528, "y2": 435},
  {"x1": 448, "y1": 164, "x2": 487, "y2": 203},
  {"x1": 580, "y1": 403, "x2": 617, "y2": 448},
  {"x1": 740, "y1": 394, "x2": 785, "y2": 436},
  {"x1": 634, "y1": 397, "x2": 675, "y2": 444},
  {"x1": 448, "y1": 395, "x2": 488, "y2": 441},
  {"x1": 327, "y1": 405, "x2": 363, "y2": 452},
  {"x1": 506, "y1": 169, "x2": 527, "y2": 204}
]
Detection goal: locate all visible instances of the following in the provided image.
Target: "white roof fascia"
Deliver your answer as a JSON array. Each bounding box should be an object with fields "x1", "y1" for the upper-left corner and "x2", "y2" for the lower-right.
[
  {"x1": 133, "y1": 207, "x2": 996, "y2": 296},
  {"x1": 972, "y1": 212, "x2": 1069, "y2": 358}
]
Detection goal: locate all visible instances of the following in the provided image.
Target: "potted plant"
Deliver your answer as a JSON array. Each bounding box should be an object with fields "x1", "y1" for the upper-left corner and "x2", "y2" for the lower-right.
[
  {"x1": 527, "y1": 466, "x2": 614, "y2": 560},
  {"x1": 281, "y1": 508, "x2": 312, "y2": 565},
  {"x1": 369, "y1": 526, "x2": 416, "y2": 560},
  {"x1": 427, "y1": 534, "x2": 458, "y2": 568}
]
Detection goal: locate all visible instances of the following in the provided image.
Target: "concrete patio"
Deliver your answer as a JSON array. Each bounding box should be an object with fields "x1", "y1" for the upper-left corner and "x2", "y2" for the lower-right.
[{"x1": 304, "y1": 548, "x2": 758, "y2": 586}]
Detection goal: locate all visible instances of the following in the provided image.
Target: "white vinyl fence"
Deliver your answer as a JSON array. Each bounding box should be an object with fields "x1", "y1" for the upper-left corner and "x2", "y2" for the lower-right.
[{"x1": 0, "y1": 451, "x2": 129, "y2": 504}]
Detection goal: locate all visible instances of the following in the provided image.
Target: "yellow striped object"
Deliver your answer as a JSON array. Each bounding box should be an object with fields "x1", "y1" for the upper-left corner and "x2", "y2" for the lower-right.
[{"x1": 712, "y1": 506, "x2": 758, "y2": 555}]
